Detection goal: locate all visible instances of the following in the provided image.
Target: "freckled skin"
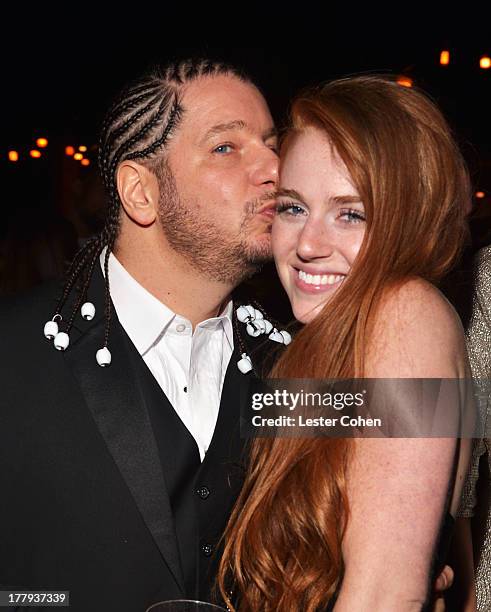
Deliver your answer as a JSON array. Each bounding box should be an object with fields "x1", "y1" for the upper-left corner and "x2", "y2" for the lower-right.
[{"x1": 272, "y1": 128, "x2": 365, "y2": 323}]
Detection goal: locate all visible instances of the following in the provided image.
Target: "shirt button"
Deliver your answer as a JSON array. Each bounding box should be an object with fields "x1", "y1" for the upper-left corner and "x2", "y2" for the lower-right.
[
  {"x1": 201, "y1": 543, "x2": 214, "y2": 557},
  {"x1": 196, "y1": 486, "x2": 210, "y2": 499},
  {"x1": 176, "y1": 323, "x2": 186, "y2": 332}
]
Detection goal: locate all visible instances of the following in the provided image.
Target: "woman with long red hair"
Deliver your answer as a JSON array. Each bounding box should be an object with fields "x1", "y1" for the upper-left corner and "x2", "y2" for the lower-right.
[{"x1": 219, "y1": 76, "x2": 474, "y2": 611}]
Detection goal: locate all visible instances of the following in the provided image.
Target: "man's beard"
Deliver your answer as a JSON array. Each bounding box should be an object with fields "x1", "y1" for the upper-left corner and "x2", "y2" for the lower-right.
[{"x1": 156, "y1": 164, "x2": 273, "y2": 285}]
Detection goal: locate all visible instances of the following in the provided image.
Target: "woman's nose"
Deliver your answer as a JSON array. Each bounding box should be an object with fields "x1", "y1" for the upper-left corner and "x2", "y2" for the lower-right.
[{"x1": 296, "y1": 219, "x2": 334, "y2": 261}]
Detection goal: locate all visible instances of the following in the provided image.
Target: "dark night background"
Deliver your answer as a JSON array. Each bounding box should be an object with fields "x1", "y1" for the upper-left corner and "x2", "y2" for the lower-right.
[{"x1": 1, "y1": 15, "x2": 490, "y2": 312}]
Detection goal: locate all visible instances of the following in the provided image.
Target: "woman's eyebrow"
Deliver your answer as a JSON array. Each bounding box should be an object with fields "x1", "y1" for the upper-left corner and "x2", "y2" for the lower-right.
[
  {"x1": 331, "y1": 195, "x2": 362, "y2": 204},
  {"x1": 275, "y1": 187, "x2": 305, "y2": 200}
]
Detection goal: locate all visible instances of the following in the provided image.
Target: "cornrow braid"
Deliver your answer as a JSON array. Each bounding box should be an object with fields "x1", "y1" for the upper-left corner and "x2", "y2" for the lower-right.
[
  {"x1": 125, "y1": 97, "x2": 182, "y2": 162},
  {"x1": 54, "y1": 235, "x2": 100, "y2": 317},
  {"x1": 48, "y1": 58, "x2": 251, "y2": 365},
  {"x1": 102, "y1": 90, "x2": 163, "y2": 164}
]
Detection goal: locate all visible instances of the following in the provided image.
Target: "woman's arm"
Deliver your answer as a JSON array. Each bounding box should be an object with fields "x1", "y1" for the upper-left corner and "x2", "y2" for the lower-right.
[{"x1": 334, "y1": 279, "x2": 472, "y2": 612}]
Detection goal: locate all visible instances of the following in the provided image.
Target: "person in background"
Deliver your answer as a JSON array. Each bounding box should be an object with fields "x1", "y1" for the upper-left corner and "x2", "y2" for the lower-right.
[{"x1": 456, "y1": 244, "x2": 491, "y2": 612}]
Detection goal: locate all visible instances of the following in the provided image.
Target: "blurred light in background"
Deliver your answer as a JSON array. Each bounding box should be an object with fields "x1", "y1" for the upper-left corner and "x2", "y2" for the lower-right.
[
  {"x1": 73, "y1": 153, "x2": 83, "y2": 160},
  {"x1": 81, "y1": 159, "x2": 90, "y2": 166},
  {"x1": 8, "y1": 151, "x2": 19, "y2": 162},
  {"x1": 476, "y1": 191, "x2": 486, "y2": 199},
  {"x1": 440, "y1": 50, "x2": 450, "y2": 66},
  {"x1": 65, "y1": 146, "x2": 75, "y2": 156},
  {"x1": 397, "y1": 76, "x2": 413, "y2": 87},
  {"x1": 480, "y1": 55, "x2": 490, "y2": 69},
  {"x1": 78, "y1": 145, "x2": 87, "y2": 152},
  {"x1": 30, "y1": 150, "x2": 42, "y2": 158},
  {"x1": 36, "y1": 138, "x2": 48, "y2": 148}
]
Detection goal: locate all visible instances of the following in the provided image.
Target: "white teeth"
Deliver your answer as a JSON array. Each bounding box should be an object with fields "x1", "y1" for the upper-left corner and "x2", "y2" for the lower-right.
[{"x1": 298, "y1": 270, "x2": 345, "y2": 286}]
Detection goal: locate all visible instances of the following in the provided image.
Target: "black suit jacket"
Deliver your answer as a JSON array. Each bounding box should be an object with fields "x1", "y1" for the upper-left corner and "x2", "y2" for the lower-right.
[{"x1": 0, "y1": 267, "x2": 258, "y2": 611}]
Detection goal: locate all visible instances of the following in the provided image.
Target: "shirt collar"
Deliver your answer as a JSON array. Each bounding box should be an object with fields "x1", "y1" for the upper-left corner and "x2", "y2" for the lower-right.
[
  {"x1": 214, "y1": 300, "x2": 234, "y2": 352},
  {"x1": 100, "y1": 247, "x2": 176, "y2": 355},
  {"x1": 100, "y1": 247, "x2": 234, "y2": 355}
]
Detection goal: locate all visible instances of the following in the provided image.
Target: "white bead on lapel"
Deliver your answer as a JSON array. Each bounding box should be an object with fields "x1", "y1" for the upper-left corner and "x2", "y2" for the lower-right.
[
  {"x1": 268, "y1": 328, "x2": 285, "y2": 343},
  {"x1": 246, "y1": 319, "x2": 266, "y2": 337},
  {"x1": 96, "y1": 347, "x2": 112, "y2": 367},
  {"x1": 237, "y1": 305, "x2": 256, "y2": 322},
  {"x1": 54, "y1": 331, "x2": 70, "y2": 351},
  {"x1": 237, "y1": 353, "x2": 253, "y2": 374},
  {"x1": 279, "y1": 330, "x2": 292, "y2": 345},
  {"x1": 235, "y1": 304, "x2": 293, "y2": 373},
  {"x1": 81, "y1": 302, "x2": 96, "y2": 321}
]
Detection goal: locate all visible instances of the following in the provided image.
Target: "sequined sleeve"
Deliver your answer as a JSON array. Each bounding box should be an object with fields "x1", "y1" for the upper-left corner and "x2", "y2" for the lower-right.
[{"x1": 458, "y1": 246, "x2": 491, "y2": 518}]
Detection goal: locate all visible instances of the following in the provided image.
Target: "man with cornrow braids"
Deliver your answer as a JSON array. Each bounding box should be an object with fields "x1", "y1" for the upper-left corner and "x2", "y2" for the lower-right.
[{"x1": 0, "y1": 58, "x2": 279, "y2": 611}]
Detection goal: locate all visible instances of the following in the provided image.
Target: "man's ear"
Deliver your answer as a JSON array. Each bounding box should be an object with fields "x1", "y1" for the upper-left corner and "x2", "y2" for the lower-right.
[{"x1": 116, "y1": 161, "x2": 159, "y2": 226}]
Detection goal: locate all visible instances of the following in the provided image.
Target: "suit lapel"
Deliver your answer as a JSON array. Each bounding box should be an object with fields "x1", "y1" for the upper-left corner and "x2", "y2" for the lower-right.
[{"x1": 63, "y1": 266, "x2": 185, "y2": 594}]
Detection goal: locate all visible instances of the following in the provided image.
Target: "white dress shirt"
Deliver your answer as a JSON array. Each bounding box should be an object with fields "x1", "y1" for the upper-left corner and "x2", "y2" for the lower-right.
[{"x1": 100, "y1": 249, "x2": 234, "y2": 461}]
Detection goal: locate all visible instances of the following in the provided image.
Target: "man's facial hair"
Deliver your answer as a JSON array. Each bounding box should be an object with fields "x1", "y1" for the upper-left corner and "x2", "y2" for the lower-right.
[{"x1": 156, "y1": 162, "x2": 272, "y2": 285}]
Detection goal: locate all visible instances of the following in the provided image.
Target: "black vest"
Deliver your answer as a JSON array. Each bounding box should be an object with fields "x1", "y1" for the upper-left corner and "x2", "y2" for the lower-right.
[{"x1": 126, "y1": 322, "x2": 251, "y2": 602}]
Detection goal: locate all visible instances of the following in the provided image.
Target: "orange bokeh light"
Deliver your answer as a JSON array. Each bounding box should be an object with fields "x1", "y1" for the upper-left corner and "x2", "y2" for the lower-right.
[
  {"x1": 440, "y1": 50, "x2": 450, "y2": 66},
  {"x1": 480, "y1": 56, "x2": 490, "y2": 69},
  {"x1": 397, "y1": 76, "x2": 413, "y2": 88},
  {"x1": 36, "y1": 138, "x2": 48, "y2": 148},
  {"x1": 30, "y1": 150, "x2": 42, "y2": 158},
  {"x1": 73, "y1": 153, "x2": 83, "y2": 160},
  {"x1": 8, "y1": 151, "x2": 19, "y2": 162},
  {"x1": 78, "y1": 145, "x2": 87, "y2": 152},
  {"x1": 65, "y1": 146, "x2": 75, "y2": 156},
  {"x1": 81, "y1": 159, "x2": 90, "y2": 166},
  {"x1": 476, "y1": 191, "x2": 486, "y2": 199}
]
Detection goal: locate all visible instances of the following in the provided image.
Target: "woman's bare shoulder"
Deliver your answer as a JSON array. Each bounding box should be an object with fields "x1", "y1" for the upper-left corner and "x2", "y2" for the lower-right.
[{"x1": 366, "y1": 278, "x2": 467, "y2": 378}]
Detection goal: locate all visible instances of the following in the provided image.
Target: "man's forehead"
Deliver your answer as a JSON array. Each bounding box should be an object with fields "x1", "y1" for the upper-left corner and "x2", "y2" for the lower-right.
[
  {"x1": 182, "y1": 73, "x2": 260, "y2": 101},
  {"x1": 179, "y1": 75, "x2": 273, "y2": 133},
  {"x1": 197, "y1": 119, "x2": 277, "y2": 146}
]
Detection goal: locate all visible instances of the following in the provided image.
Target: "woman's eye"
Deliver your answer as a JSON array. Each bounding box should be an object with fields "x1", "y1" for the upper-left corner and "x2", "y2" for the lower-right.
[
  {"x1": 213, "y1": 144, "x2": 234, "y2": 154},
  {"x1": 276, "y1": 201, "x2": 307, "y2": 216},
  {"x1": 340, "y1": 208, "x2": 366, "y2": 223}
]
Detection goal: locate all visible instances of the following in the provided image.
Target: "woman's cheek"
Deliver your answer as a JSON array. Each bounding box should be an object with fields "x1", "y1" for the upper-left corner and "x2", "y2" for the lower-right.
[
  {"x1": 348, "y1": 231, "x2": 366, "y2": 266},
  {"x1": 270, "y1": 221, "x2": 283, "y2": 259},
  {"x1": 271, "y1": 223, "x2": 291, "y2": 282}
]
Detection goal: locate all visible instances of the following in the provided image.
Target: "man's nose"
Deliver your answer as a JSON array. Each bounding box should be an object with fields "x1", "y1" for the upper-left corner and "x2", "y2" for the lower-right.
[
  {"x1": 251, "y1": 148, "x2": 279, "y2": 187},
  {"x1": 296, "y1": 218, "x2": 334, "y2": 261}
]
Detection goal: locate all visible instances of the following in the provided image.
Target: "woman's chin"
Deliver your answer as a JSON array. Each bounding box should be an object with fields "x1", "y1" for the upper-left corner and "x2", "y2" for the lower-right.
[{"x1": 293, "y1": 301, "x2": 325, "y2": 324}]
